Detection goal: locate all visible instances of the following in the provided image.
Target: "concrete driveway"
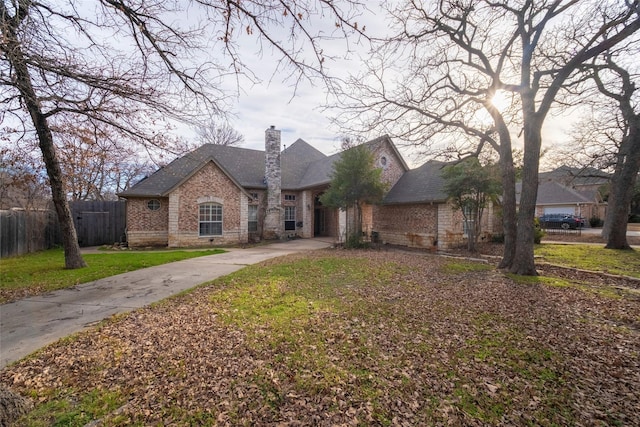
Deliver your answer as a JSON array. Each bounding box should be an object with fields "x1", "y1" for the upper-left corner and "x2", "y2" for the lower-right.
[{"x1": 0, "y1": 239, "x2": 331, "y2": 368}]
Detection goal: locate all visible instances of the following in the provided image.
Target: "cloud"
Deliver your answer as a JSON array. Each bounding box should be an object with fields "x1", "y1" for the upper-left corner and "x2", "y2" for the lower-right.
[{"x1": 210, "y1": 3, "x2": 383, "y2": 156}]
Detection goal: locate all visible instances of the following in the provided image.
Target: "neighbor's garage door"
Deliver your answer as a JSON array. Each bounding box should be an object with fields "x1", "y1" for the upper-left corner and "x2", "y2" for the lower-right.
[{"x1": 544, "y1": 206, "x2": 574, "y2": 215}]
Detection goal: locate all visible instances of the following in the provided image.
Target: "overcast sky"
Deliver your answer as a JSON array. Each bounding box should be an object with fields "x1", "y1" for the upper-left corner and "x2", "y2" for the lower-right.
[
  {"x1": 201, "y1": 2, "x2": 576, "y2": 170},
  {"x1": 225, "y1": 74, "x2": 346, "y2": 155},
  {"x1": 209, "y1": 3, "x2": 384, "y2": 159}
]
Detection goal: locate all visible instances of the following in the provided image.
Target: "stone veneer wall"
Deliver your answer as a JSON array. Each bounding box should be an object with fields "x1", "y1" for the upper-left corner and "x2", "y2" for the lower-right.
[
  {"x1": 438, "y1": 202, "x2": 496, "y2": 248},
  {"x1": 301, "y1": 190, "x2": 314, "y2": 238},
  {"x1": 263, "y1": 126, "x2": 283, "y2": 239},
  {"x1": 167, "y1": 161, "x2": 247, "y2": 247},
  {"x1": 126, "y1": 197, "x2": 169, "y2": 247},
  {"x1": 373, "y1": 203, "x2": 438, "y2": 248}
]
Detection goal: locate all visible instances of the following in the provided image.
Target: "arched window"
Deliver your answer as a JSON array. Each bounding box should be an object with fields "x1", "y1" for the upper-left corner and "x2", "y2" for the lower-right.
[{"x1": 199, "y1": 203, "x2": 222, "y2": 236}]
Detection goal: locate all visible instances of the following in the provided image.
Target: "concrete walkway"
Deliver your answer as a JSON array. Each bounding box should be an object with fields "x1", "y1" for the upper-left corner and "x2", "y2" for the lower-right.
[{"x1": 0, "y1": 239, "x2": 332, "y2": 368}]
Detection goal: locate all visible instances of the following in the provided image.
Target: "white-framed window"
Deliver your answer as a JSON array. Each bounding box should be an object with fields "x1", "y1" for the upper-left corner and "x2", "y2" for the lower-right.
[
  {"x1": 199, "y1": 203, "x2": 222, "y2": 236},
  {"x1": 248, "y1": 204, "x2": 258, "y2": 232},
  {"x1": 147, "y1": 199, "x2": 161, "y2": 211},
  {"x1": 284, "y1": 194, "x2": 296, "y2": 201},
  {"x1": 284, "y1": 206, "x2": 296, "y2": 230}
]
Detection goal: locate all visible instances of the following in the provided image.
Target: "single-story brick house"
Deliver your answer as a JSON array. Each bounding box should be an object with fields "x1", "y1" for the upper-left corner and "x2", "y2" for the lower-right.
[
  {"x1": 514, "y1": 166, "x2": 609, "y2": 222},
  {"x1": 119, "y1": 126, "x2": 497, "y2": 249},
  {"x1": 534, "y1": 166, "x2": 609, "y2": 221}
]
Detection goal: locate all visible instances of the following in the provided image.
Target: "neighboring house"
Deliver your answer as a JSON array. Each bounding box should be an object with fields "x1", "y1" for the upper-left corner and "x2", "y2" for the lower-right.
[
  {"x1": 119, "y1": 126, "x2": 497, "y2": 250},
  {"x1": 528, "y1": 166, "x2": 609, "y2": 220}
]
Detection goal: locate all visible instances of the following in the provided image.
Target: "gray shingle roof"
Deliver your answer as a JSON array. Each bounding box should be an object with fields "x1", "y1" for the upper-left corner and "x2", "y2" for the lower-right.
[
  {"x1": 281, "y1": 139, "x2": 328, "y2": 188},
  {"x1": 296, "y1": 152, "x2": 342, "y2": 189},
  {"x1": 119, "y1": 144, "x2": 264, "y2": 197},
  {"x1": 383, "y1": 160, "x2": 449, "y2": 204},
  {"x1": 119, "y1": 139, "x2": 330, "y2": 197},
  {"x1": 516, "y1": 181, "x2": 594, "y2": 204},
  {"x1": 119, "y1": 135, "x2": 417, "y2": 198}
]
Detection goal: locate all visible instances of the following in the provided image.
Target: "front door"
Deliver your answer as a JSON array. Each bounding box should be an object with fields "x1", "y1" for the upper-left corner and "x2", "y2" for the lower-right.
[{"x1": 314, "y1": 208, "x2": 326, "y2": 236}]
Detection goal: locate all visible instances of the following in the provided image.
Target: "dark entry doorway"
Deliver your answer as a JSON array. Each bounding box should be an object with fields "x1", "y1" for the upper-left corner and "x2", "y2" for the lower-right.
[{"x1": 314, "y1": 194, "x2": 328, "y2": 237}]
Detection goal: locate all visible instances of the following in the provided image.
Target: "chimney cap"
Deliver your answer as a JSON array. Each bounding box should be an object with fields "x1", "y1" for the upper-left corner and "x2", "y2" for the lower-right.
[{"x1": 269, "y1": 125, "x2": 275, "y2": 129}]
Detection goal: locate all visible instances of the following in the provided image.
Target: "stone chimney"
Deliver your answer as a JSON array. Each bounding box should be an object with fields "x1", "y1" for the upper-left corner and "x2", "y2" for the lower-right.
[{"x1": 263, "y1": 125, "x2": 283, "y2": 239}]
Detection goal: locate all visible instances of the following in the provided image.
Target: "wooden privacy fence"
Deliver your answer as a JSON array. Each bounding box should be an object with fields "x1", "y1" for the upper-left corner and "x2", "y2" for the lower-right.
[
  {"x1": 0, "y1": 209, "x2": 60, "y2": 258},
  {"x1": 0, "y1": 200, "x2": 127, "y2": 258},
  {"x1": 70, "y1": 200, "x2": 127, "y2": 248}
]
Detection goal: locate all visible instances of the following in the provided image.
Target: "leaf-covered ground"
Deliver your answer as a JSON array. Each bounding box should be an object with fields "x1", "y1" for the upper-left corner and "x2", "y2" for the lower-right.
[{"x1": 2, "y1": 250, "x2": 639, "y2": 426}]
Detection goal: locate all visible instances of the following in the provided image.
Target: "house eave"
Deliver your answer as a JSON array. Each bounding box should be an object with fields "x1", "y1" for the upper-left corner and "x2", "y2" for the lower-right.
[
  {"x1": 117, "y1": 191, "x2": 166, "y2": 198},
  {"x1": 382, "y1": 198, "x2": 447, "y2": 206}
]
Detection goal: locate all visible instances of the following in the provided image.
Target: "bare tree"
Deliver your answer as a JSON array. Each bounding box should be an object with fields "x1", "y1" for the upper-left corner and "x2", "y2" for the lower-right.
[
  {"x1": 0, "y1": 1, "x2": 366, "y2": 268},
  {"x1": 333, "y1": 0, "x2": 640, "y2": 275},
  {"x1": 588, "y1": 55, "x2": 640, "y2": 249},
  {"x1": 51, "y1": 123, "x2": 158, "y2": 201},
  {"x1": 0, "y1": 144, "x2": 49, "y2": 210},
  {"x1": 553, "y1": 44, "x2": 640, "y2": 250},
  {"x1": 196, "y1": 120, "x2": 245, "y2": 146}
]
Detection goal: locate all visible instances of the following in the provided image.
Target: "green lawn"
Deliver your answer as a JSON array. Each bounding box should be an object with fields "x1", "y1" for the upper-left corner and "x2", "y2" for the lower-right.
[
  {"x1": 535, "y1": 243, "x2": 640, "y2": 278},
  {"x1": 0, "y1": 248, "x2": 225, "y2": 303}
]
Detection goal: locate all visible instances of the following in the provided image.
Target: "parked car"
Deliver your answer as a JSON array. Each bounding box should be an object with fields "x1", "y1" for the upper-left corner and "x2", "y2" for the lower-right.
[{"x1": 538, "y1": 214, "x2": 584, "y2": 230}]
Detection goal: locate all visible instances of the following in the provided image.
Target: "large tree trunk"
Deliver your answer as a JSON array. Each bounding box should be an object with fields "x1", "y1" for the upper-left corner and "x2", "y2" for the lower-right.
[
  {"x1": 510, "y1": 120, "x2": 541, "y2": 276},
  {"x1": 498, "y1": 135, "x2": 518, "y2": 270},
  {"x1": 489, "y1": 114, "x2": 518, "y2": 269},
  {"x1": 38, "y1": 131, "x2": 87, "y2": 268},
  {"x1": 601, "y1": 185, "x2": 615, "y2": 241},
  {"x1": 605, "y1": 124, "x2": 640, "y2": 250},
  {"x1": 5, "y1": 25, "x2": 86, "y2": 269}
]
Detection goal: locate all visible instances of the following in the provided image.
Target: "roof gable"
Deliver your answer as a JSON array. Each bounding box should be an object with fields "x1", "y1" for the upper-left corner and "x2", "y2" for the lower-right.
[
  {"x1": 362, "y1": 135, "x2": 410, "y2": 172},
  {"x1": 297, "y1": 135, "x2": 410, "y2": 189}
]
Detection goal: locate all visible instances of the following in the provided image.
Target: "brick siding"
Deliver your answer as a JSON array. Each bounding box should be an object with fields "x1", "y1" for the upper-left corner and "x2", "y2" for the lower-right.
[
  {"x1": 126, "y1": 197, "x2": 169, "y2": 247},
  {"x1": 167, "y1": 161, "x2": 247, "y2": 247},
  {"x1": 373, "y1": 204, "x2": 438, "y2": 248}
]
